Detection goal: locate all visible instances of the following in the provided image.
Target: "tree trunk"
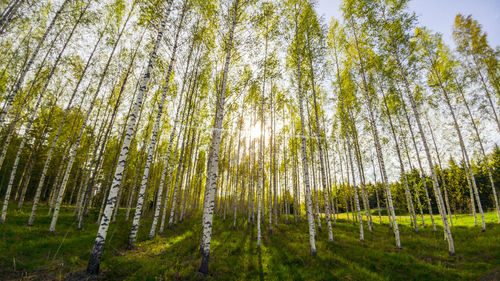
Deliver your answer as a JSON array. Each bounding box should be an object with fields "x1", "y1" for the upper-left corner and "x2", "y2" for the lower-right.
[
  {"x1": 233, "y1": 116, "x2": 243, "y2": 229},
  {"x1": 395, "y1": 55, "x2": 455, "y2": 254},
  {"x1": 1, "y1": 5, "x2": 85, "y2": 223},
  {"x1": 27, "y1": 29, "x2": 103, "y2": 226},
  {"x1": 346, "y1": 140, "x2": 364, "y2": 241},
  {"x1": 395, "y1": 86, "x2": 435, "y2": 231},
  {"x1": 86, "y1": 1, "x2": 173, "y2": 273},
  {"x1": 456, "y1": 80, "x2": 500, "y2": 222},
  {"x1": 381, "y1": 89, "x2": 418, "y2": 232},
  {"x1": 350, "y1": 21, "x2": 400, "y2": 247},
  {"x1": 199, "y1": 0, "x2": 239, "y2": 275},
  {"x1": 0, "y1": 0, "x2": 70, "y2": 124},
  {"x1": 128, "y1": 4, "x2": 186, "y2": 247},
  {"x1": 430, "y1": 63, "x2": 485, "y2": 231}
]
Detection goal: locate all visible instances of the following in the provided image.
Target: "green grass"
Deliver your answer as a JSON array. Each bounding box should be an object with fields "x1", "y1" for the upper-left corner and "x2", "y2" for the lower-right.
[{"x1": 0, "y1": 204, "x2": 499, "y2": 280}]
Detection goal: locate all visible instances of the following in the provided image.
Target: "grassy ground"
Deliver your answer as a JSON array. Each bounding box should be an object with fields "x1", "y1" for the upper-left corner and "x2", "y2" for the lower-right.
[{"x1": 0, "y1": 204, "x2": 499, "y2": 280}]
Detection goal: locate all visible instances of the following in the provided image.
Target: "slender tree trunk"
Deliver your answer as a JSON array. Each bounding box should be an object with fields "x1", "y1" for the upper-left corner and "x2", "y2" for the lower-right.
[
  {"x1": 128, "y1": 4, "x2": 186, "y2": 246},
  {"x1": 158, "y1": 35, "x2": 199, "y2": 235},
  {"x1": 430, "y1": 63, "x2": 485, "y2": 231},
  {"x1": 381, "y1": 89, "x2": 418, "y2": 232},
  {"x1": 1, "y1": 5, "x2": 85, "y2": 223},
  {"x1": 199, "y1": 0, "x2": 239, "y2": 274},
  {"x1": 0, "y1": 19, "x2": 66, "y2": 173},
  {"x1": 16, "y1": 154, "x2": 34, "y2": 210},
  {"x1": 233, "y1": 116, "x2": 243, "y2": 229},
  {"x1": 456, "y1": 80, "x2": 500, "y2": 222},
  {"x1": 293, "y1": 2, "x2": 316, "y2": 255},
  {"x1": 0, "y1": 0, "x2": 25, "y2": 35},
  {"x1": 349, "y1": 115, "x2": 373, "y2": 231},
  {"x1": 346, "y1": 140, "x2": 364, "y2": 241},
  {"x1": 86, "y1": 1, "x2": 172, "y2": 273},
  {"x1": 395, "y1": 55, "x2": 455, "y2": 254},
  {"x1": 395, "y1": 86, "x2": 436, "y2": 231},
  {"x1": 398, "y1": 119, "x2": 426, "y2": 227},
  {"x1": 423, "y1": 115, "x2": 454, "y2": 227},
  {"x1": 27, "y1": 29, "x2": 103, "y2": 225},
  {"x1": 0, "y1": 0, "x2": 70, "y2": 124},
  {"x1": 349, "y1": 22, "x2": 400, "y2": 246},
  {"x1": 17, "y1": 83, "x2": 65, "y2": 210},
  {"x1": 292, "y1": 143, "x2": 298, "y2": 224},
  {"x1": 370, "y1": 157, "x2": 382, "y2": 224},
  {"x1": 306, "y1": 107, "x2": 322, "y2": 233},
  {"x1": 337, "y1": 145, "x2": 350, "y2": 223},
  {"x1": 168, "y1": 99, "x2": 196, "y2": 229},
  {"x1": 473, "y1": 60, "x2": 500, "y2": 133}
]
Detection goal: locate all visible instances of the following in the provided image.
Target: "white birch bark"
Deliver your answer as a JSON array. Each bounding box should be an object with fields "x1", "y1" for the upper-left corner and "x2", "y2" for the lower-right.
[
  {"x1": 28, "y1": 30, "x2": 102, "y2": 226},
  {"x1": 396, "y1": 87, "x2": 436, "y2": 231},
  {"x1": 349, "y1": 19, "x2": 400, "y2": 246},
  {"x1": 1, "y1": 5, "x2": 84, "y2": 223},
  {"x1": 0, "y1": 24, "x2": 65, "y2": 171},
  {"x1": 295, "y1": 5, "x2": 316, "y2": 255},
  {"x1": 157, "y1": 36, "x2": 199, "y2": 235},
  {"x1": 307, "y1": 47, "x2": 333, "y2": 239},
  {"x1": 0, "y1": 0, "x2": 25, "y2": 35},
  {"x1": 350, "y1": 123, "x2": 373, "y2": 231},
  {"x1": 128, "y1": 4, "x2": 186, "y2": 247},
  {"x1": 257, "y1": 128, "x2": 264, "y2": 246},
  {"x1": 473, "y1": 60, "x2": 500, "y2": 133},
  {"x1": 199, "y1": 0, "x2": 239, "y2": 274},
  {"x1": 456, "y1": 81, "x2": 500, "y2": 222},
  {"x1": 86, "y1": 2, "x2": 172, "y2": 273},
  {"x1": 397, "y1": 119, "x2": 426, "y2": 227},
  {"x1": 381, "y1": 91, "x2": 418, "y2": 232},
  {"x1": 0, "y1": 0, "x2": 69, "y2": 124},
  {"x1": 433, "y1": 70, "x2": 485, "y2": 231},
  {"x1": 233, "y1": 117, "x2": 243, "y2": 229},
  {"x1": 168, "y1": 118, "x2": 193, "y2": 228},
  {"x1": 346, "y1": 142, "x2": 364, "y2": 241},
  {"x1": 397, "y1": 62, "x2": 455, "y2": 254}
]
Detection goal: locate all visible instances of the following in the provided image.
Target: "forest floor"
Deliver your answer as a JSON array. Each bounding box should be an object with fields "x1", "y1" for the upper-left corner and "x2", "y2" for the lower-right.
[{"x1": 0, "y1": 204, "x2": 499, "y2": 280}]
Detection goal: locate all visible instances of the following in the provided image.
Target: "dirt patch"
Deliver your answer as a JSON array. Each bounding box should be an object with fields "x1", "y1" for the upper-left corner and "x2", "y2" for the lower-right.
[
  {"x1": 0, "y1": 269, "x2": 57, "y2": 280},
  {"x1": 477, "y1": 268, "x2": 500, "y2": 281},
  {"x1": 421, "y1": 255, "x2": 438, "y2": 265},
  {"x1": 65, "y1": 270, "x2": 108, "y2": 281},
  {"x1": 478, "y1": 252, "x2": 494, "y2": 262}
]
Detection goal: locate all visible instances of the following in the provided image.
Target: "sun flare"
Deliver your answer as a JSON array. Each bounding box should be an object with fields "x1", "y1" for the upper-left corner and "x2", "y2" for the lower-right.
[{"x1": 248, "y1": 124, "x2": 261, "y2": 140}]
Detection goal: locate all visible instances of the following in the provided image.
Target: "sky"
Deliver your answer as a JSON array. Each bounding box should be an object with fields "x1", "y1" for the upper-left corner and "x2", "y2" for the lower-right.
[{"x1": 315, "y1": 0, "x2": 500, "y2": 48}]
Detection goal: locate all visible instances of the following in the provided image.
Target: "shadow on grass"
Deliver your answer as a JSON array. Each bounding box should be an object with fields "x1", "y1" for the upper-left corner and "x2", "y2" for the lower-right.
[{"x1": 1, "y1": 204, "x2": 500, "y2": 280}]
